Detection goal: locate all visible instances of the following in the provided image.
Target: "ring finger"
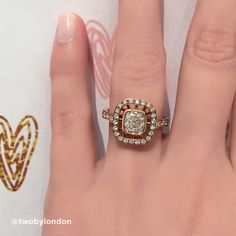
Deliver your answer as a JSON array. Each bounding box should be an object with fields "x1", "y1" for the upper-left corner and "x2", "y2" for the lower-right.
[{"x1": 106, "y1": 0, "x2": 167, "y2": 160}]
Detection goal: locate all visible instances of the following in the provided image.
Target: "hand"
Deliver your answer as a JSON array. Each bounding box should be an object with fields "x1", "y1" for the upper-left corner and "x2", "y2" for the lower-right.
[{"x1": 43, "y1": 0, "x2": 236, "y2": 235}]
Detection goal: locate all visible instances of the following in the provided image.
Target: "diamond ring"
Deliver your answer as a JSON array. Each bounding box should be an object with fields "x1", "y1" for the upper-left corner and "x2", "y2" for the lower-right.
[{"x1": 102, "y1": 98, "x2": 169, "y2": 145}]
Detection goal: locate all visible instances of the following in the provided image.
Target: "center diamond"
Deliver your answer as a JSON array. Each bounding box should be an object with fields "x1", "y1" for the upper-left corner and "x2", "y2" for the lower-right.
[{"x1": 123, "y1": 110, "x2": 146, "y2": 136}]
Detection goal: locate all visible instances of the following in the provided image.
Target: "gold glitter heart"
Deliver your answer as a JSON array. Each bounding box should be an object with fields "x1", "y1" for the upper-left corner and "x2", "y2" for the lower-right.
[{"x1": 0, "y1": 115, "x2": 38, "y2": 192}]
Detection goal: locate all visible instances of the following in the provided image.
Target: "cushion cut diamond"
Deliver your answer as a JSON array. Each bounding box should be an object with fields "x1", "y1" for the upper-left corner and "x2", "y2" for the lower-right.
[{"x1": 123, "y1": 110, "x2": 146, "y2": 135}]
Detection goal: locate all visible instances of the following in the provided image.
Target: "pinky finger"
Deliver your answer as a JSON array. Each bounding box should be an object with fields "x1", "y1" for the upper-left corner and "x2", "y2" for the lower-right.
[{"x1": 50, "y1": 12, "x2": 96, "y2": 187}]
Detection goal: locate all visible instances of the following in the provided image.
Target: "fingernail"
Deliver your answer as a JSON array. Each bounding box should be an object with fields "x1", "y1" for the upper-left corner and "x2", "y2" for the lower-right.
[{"x1": 56, "y1": 12, "x2": 77, "y2": 43}]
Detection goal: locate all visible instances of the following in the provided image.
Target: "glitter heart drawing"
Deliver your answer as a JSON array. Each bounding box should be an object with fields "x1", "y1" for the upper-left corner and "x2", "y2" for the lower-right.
[
  {"x1": 87, "y1": 20, "x2": 116, "y2": 99},
  {"x1": 0, "y1": 115, "x2": 38, "y2": 192}
]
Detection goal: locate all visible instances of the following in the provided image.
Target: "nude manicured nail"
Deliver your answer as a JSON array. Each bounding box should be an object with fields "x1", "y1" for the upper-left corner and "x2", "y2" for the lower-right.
[{"x1": 56, "y1": 12, "x2": 77, "y2": 43}]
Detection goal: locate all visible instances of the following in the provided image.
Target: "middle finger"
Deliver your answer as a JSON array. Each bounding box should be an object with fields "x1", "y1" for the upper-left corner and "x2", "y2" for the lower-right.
[{"x1": 170, "y1": 0, "x2": 236, "y2": 159}]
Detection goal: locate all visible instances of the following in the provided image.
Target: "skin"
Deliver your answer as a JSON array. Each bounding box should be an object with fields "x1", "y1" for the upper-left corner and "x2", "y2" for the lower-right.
[{"x1": 43, "y1": 0, "x2": 236, "y2": 235}]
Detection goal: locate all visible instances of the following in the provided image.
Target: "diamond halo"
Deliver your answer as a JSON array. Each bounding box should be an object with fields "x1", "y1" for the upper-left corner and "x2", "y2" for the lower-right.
[{"x1": 111, "y1": 98, "x2": 158, "y2": 145}]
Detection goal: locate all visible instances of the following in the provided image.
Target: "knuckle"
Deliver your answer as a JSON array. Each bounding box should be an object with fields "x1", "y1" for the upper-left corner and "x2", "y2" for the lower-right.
[
  {"x1": 114, "y1": 39, "x2": 166, "y2": 85},
  {"x1": 52, "y1": 100, "x2": 92, "y2": 135},
  {"x1": 186, "y1": 29, "x2": 236, "y2": 67}
]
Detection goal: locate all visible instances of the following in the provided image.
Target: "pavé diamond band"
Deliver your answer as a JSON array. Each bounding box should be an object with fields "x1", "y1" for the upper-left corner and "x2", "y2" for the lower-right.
[{"x1": 102, "y1": 98, "x2": 169, "y2": 145}]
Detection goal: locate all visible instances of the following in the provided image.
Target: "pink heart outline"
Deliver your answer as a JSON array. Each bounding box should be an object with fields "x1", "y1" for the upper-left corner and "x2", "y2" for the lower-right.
[{"x1": 87, "y1": 20, "x2": 116, "y2": 99}]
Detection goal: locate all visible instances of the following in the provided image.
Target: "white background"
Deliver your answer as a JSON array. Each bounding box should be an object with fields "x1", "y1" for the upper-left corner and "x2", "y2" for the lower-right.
[{"x1": 0, "y1": 0, "x2": 196, "y2": 235}]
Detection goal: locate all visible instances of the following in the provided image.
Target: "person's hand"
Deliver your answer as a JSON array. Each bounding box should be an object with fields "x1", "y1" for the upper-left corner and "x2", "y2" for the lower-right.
[{"x1": 43, "y1": 0, "x2": 236, "y2": 235}]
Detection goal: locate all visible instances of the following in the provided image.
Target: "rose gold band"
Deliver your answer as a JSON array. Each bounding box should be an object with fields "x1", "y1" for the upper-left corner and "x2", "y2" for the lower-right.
[{"x1": 102, "y1": 108, "x2": 169, "y2": 129}]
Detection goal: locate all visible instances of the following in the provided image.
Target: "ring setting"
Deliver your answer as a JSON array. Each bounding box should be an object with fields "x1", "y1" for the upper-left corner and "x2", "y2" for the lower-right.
[{"x1": 102, "y1": 98, "x2": 169, "y2": 145}]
